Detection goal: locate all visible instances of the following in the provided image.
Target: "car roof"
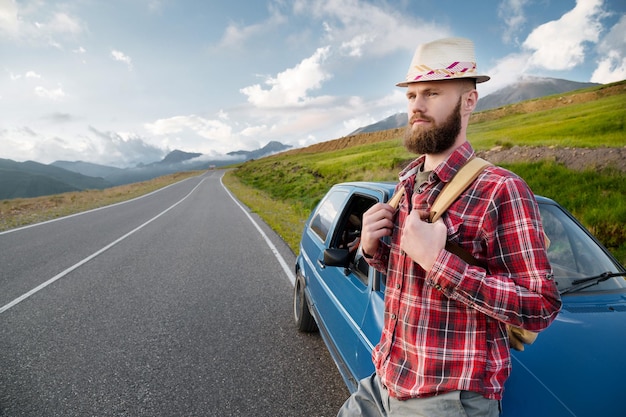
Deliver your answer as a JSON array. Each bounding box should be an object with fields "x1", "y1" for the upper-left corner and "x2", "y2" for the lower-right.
[
  {"x1": 333, "y1": 181, "x2": 396, "y2": 191},
  {"x1": 334, "y1": 181, "x2": 554, "y2": 205}
]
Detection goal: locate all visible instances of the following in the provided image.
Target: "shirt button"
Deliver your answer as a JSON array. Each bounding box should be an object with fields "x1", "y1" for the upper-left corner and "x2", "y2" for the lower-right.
[
  {"x1": 396, "y1": 284, "x2": 401, "y2": 289},
  {"x1": 391, "y1": 314, "x2": 397, "y2": 320}
]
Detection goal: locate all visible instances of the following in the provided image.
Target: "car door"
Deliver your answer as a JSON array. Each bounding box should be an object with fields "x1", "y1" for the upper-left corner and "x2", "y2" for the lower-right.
[{"x1": 309, "y1": 187, "x2": 378, "y2": 384}]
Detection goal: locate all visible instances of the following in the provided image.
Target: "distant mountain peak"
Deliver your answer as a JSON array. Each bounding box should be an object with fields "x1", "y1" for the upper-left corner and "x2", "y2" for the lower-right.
[
  {"x1": 227, "y1": 141, "x2": 292, "y2": 159},
  {"x1": 348, "y1": 113, "x2": 408, "y2": 136},
  {"x1": 161, "y1": 149, "x2": 202, "y2": 165},
  {"x1": 475, "y1": 76, "x2": 599, "y2": 111}
]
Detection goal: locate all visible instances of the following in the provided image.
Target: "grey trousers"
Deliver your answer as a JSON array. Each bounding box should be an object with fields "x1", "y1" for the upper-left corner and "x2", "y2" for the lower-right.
[{"x1": 337, "y1": 374, "x2": 500, "y2": 417}]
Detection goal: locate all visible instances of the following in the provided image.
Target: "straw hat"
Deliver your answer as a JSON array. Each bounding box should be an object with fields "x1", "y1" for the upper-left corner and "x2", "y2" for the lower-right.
[{"x1": 396, "y1": 37, "x2": 490, "y2": 87}]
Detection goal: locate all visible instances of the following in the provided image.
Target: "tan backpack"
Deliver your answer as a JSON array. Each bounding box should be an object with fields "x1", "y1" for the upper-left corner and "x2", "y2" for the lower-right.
[{"x1": 389, "y1": 157, "x2": 539, "y2": 351}]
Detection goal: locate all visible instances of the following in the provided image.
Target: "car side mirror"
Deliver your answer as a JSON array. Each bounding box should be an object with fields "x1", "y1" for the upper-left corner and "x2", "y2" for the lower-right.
[{"x1": 323, "y1": 248, "x2": 351, "y2": 269}]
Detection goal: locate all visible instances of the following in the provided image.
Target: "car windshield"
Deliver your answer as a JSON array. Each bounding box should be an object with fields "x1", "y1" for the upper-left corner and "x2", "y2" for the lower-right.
[{"x1": 539, "y1": 202, "x2": 626, "y2": 294}]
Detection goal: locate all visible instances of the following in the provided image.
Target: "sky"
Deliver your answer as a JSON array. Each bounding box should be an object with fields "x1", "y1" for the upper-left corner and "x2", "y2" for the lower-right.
[{"x1": 1, "y1": 0, "x2": 625, "y2": 168}]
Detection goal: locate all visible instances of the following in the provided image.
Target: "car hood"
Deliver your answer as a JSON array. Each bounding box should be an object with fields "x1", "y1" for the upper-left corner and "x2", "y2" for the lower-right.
[{"x1": 502, "y1": 292, "x2": 626, "y2": 417}]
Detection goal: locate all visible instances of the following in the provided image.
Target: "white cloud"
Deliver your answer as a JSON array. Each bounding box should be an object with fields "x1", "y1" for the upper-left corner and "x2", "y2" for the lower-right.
[
  {"x1": 482, "y1": 52, "x2": 532, "y2": 96},
  {"x1": 485, "y1": 0, "x2": 616, "y2": 92},
  {"x1": 0, "y1": 127, "x2": 40, "y2": 160},
  {"x1": 0, "y1": 0, "x2": 19, "y2": 37},
  {"x1": 293, "y1": 0, "x2": 450, "y2": 57},
  {"x1": 340, "y1": 33, "x2": 374, "y2": 57},
  {"x1": 34, "y1": 85, "x2": 66, "y2": 100},
  {"x1": 144, "y1": 115, "x2": 237, "y2": 154},
  {"x1": 591, "y1": 14, "x2": 626, "y2": 83},
  {"x1": 0, "y1": 125, "x2": 164, "y2": 166},
  {"x1": 523, "y1": 0, "x2": 607, "y2": 71},
  {"x1": 215, "y1": 5, "x2": 286, "y2": 48},
  {"x1": 88, "y1": 127, "x2": 165, "y2": 166},
  {"x1": 498, "y1": 0, "x2": 530, "y2": 44},
  {"x1": 111, "y1": 49, "x2": 133, "y2": 70},
  {"x1": 35, "y1": 12, "x2": 83, "y2": 35},
  {"x1": 240, "y1": 46, "x2": 332, "y2": 108},
  {"x1": 145, "y1": 115, "x2": 230, "y2": 138},
  {"x1": 239, "y1": 124, "x2": 268, "y2": 138},
  {"x1": 217, "y1": 110, "x2": 229, "y2": 121},
  {"x1": 25, "y1": 70, "x2": 41, "y2": 78},
  {"x1": 0, "y1": 2, "x2": 84, "y2": 42}
]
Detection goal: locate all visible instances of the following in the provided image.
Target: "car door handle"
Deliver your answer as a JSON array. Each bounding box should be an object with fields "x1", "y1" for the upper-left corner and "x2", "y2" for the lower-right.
[{"x1": 317, "y1": 258, "x2": 326, "y2": 269}]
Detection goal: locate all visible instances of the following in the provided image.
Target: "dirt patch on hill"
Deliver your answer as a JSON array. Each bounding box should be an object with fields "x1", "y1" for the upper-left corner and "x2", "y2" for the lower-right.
[{"x1": 477, "y1": 146, "x2": 626, "y2": 172}]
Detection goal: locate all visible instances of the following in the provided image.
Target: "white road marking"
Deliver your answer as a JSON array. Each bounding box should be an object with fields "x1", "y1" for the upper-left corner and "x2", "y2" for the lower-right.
[
  {"x1": 220, "y1": 174, "x2": 296, "y2": 286},
  {"x1": 0, "y1": 178, "x2": 207, "y2": 314}
]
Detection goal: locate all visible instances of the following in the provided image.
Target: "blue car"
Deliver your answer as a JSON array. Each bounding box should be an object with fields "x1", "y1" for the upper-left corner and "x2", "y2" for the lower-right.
[{"x1": 294, "y1": 182, "x2": 626, "y2": 416}]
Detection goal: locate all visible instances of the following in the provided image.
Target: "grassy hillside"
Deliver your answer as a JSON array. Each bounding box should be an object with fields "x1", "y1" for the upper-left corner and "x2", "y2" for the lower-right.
[
  {"x1": 0, "y1": 159, "x2": 112, "y2": 199},
  {"x1": 225, "y1": 80, "x2": 626, "y2": 265}
]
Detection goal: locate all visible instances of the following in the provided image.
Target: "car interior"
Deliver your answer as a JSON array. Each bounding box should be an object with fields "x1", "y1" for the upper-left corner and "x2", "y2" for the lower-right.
[{"x1": 330, "y1": 194, "x2": 378, "y2": 283}]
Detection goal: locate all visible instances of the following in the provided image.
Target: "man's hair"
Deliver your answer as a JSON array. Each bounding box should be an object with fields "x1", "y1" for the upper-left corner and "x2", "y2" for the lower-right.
[{"x1": 460, "y1": 78, "x2": 477, "y2": 91}]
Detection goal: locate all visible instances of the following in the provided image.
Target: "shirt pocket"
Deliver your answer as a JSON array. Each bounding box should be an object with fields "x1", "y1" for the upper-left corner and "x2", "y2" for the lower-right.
[{"x1": 444, "y1": 212, "x2": 464, "y2": 244}]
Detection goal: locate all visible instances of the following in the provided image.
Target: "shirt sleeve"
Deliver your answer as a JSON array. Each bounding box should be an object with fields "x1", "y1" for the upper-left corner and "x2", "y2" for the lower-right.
[
  {"x1": 426, "y1": 175, "x2": 562, "y2": 332},
  {"x1": 365, "y1": 241, "x2": 391, "y2": 273}
]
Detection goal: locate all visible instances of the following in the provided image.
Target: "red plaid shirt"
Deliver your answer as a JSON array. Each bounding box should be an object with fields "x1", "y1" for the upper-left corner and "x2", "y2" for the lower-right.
[{"x1": 367, "y1": 142, "x2": 561, "y2": 401}]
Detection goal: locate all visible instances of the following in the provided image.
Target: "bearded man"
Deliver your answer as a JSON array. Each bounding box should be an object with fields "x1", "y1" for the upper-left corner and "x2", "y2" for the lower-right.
[{"x1": 336, "y1": 37, "x2": 562, "y2": 417}]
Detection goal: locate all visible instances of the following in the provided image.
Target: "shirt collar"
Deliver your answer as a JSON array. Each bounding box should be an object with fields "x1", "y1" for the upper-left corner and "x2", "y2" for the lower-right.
[{"x1": 399, "y1": 141, "x2": 476, "y2": 184}]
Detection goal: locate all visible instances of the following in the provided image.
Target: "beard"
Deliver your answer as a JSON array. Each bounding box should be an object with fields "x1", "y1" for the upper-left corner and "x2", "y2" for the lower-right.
[{"x1": 403, "y1": 96, "x2": 462, "y2": 155}]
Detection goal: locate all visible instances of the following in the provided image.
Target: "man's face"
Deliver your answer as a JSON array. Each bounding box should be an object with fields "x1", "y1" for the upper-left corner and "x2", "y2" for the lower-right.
[{"x1": 403, "y1": 81, "x2": 463, "y2": 155}]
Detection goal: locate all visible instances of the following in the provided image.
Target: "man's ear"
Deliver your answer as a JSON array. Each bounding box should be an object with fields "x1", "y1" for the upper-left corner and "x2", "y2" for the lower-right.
[{"x1": 463, "y1": 89, "x2": 478, "y2": 113}]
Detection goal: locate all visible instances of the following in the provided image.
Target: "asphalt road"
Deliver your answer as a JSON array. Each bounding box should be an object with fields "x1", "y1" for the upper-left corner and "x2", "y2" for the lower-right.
[{"x1": 0, "y1": 170, "x2": 349, "y2": 417}]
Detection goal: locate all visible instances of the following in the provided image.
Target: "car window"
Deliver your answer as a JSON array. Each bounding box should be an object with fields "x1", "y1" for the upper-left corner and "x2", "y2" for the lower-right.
[
  {"x1": 310, "y1": 190, "x2": 348, "y2": 242},
  {"x1": 539, "y1": 203, "x2": 626, "y2": 292},
  {"x1": 330, "y1": 194, "x2": 377, "y2": 284}
]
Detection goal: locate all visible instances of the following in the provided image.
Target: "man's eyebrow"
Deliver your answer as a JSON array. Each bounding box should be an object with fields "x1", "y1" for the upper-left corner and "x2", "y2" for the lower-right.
[
  {"x1": 410, "y1": 87, "x2": 441, "y2": 95},
  {"x1": 406, "y1": 85, "x2": 446, "y2": 98}
]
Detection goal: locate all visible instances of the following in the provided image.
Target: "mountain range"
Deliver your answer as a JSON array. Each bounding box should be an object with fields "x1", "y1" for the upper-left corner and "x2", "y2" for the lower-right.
[
  {"x1": 1, "y1": 77, "x2": 602, "y2": 200},
  {"x1": 474, "y1": 76, "x2": 598, "y2": 112},
  {"x1": 1, "y1": 141, "x2": 291, "y2": 200}
]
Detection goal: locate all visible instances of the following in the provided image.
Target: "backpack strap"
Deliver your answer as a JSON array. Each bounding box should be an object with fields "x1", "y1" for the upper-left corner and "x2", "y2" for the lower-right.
[
  {"x1": 429, "y1": 157, "x2": 492, "y2": 223},
  {"x1": 386, "y1": 157, "x2": 491, "y2": 213}
]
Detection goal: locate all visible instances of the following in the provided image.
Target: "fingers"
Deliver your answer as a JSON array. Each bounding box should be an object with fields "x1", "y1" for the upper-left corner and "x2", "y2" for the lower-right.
[
  {"x1": 400, "y1": 211, "x2": 447, "y2": 271},
  {"x1": 361, "y1": 203, "x2": 395, "y2": 255}
]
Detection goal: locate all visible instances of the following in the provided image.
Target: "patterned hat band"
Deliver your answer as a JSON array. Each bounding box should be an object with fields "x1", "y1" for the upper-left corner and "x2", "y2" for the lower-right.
[{"x1": 409, "y1": 61, "x2": 478, "y2": 82}]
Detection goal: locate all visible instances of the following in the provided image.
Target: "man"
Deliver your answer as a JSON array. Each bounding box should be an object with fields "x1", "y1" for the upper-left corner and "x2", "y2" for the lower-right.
[{"x1": 337, "y1": 37, "x2": 562, "y2": 417}]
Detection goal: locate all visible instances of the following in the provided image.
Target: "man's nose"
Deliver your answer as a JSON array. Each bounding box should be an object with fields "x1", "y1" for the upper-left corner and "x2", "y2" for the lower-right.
[{"x1": 408, "y1": 96, "x2": 425, "y2": 114}]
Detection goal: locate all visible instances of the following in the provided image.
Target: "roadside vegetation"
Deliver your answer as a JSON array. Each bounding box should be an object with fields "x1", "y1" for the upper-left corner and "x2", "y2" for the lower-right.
[{"x1": 224, "y1": 80, "x2": 626, "y2": 265}]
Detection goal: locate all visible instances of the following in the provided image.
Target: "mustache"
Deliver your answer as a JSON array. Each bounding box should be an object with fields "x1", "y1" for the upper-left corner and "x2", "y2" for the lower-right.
[{"x1": 409, "y1": 113, "x2": 434, "y2": 124}]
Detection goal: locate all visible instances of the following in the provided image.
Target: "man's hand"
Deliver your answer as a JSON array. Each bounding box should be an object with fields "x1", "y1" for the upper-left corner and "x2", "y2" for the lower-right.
[
  {"x1": 361, "y1": 203, "x2": 395, "y2": 257},
  {"x1": 400, "y1": 210, "x2": 447, "y2": 272}
]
